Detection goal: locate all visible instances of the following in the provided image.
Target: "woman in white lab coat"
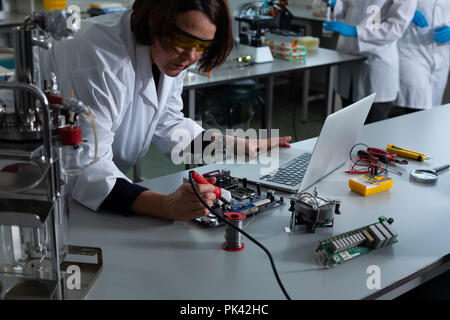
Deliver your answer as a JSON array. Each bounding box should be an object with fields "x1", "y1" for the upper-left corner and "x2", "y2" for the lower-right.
[
  {"x1": 323, "y1": 0, "x2": 417, "y2": 123},
  {"x1": 396, "y1": 0, "x2": 450, "y2": 111},
  {"x1": 41, "y1": 0, "x2": 292, "y2": 220}
]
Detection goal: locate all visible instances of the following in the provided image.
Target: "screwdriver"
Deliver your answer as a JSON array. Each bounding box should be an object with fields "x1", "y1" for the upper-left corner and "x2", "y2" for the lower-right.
[
  {"x1": 190, "y1": 170, "x2": 232, "y2": 205},
  {"x1": 386, "y1": 144, "x2": 432, "y2": 162}
]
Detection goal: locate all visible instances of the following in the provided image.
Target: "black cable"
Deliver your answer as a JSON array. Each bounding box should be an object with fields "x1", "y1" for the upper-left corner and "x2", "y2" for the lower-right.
[
  {"x1": 351, "y1": 158, "x2": 386, "y2": 175},
  {"x1": 351, "y1": 158, "x2": 372, "y2": 172},
  {"x1": 349, "y1": 143, "x2": 369, "y2": 161},
  {"x1": 188, "y1": 171, "x2": 292, "y2": 300}
]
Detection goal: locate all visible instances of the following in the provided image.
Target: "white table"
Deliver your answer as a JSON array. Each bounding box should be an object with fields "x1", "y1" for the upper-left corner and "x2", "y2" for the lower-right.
[
  {"x1": 183, "y1": 47, "x2": 364, "y2": 128},
  {"x1": 69, "y1": 105, "x2": 450, "y2": 299}
]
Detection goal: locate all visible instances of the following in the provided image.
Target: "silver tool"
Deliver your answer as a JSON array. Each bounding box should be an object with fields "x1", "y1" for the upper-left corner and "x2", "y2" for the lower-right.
[{"x1": 410, "y1": 164, "x2": 450, "y2": 184}]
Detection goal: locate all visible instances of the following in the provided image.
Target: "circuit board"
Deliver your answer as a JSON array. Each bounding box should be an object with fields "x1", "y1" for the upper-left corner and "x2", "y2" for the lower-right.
[
  {"x1": 196, "y1": 193, "x2": 282, "y2": 227},
  {"x1": 187, "y1": 170, "x2": 283, "y2": 227},
  {"x1": 316, "y1": 216, "x2": 398, "y2": 266}
]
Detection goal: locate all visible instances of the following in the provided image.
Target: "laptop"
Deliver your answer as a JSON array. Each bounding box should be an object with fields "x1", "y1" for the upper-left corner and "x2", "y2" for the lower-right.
[{"x1": 231, "y1": 93, "x2": 376, "y2": 193}]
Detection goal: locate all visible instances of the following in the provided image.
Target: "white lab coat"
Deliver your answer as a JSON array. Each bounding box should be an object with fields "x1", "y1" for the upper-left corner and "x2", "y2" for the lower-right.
[
  {"x1": 333, "y1": 0, "x2": 417, "y2": 103},
  {"x1": 40, "y1": 11, "x2": 203, "y2": 211},
  {"x1": 396, "y1": 0, "x2": 450, "y2": 109}
]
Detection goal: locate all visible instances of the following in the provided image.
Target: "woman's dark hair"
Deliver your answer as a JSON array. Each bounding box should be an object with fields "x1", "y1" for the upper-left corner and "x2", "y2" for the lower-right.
[{"x1": 131, "y1": 0, "x2": 233, "y2": 72}]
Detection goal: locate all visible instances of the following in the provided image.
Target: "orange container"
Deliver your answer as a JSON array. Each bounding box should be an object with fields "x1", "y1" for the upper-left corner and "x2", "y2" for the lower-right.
[{"x1": 44, "y1": 0, "x2": 67, "y2": 10}]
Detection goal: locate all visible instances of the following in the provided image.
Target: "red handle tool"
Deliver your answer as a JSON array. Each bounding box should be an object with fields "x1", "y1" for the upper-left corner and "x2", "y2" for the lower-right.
[
  {"x1": 367, "y1": 148, "x2": 408, "y2": 165},
  {"x1": 190, "y1": 170, "x2": 231, "y2": 204},
  {"x1": 190, "y1": 170, "x2": 222, "y2": 200}
]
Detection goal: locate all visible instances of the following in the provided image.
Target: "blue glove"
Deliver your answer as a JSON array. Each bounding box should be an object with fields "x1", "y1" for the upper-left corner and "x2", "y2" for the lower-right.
[
  {"x1": 321, "y1": 0, "x2": 336, "y2": 8},
  {"x1": 412, "y1": 10, "x2": 428, "y2": 28},
  {"x1": 434, "y1": 26, "x2": 450, "y2": 44},
  {"x1": 323, "y1": 21, "x2": 357, "y2": 37}
]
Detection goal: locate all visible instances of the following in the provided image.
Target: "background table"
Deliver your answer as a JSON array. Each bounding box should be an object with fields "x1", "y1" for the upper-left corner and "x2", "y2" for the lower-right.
[
  {"x1": 69, "y1": 104, "x2": 450, "y2": 300},
  {"x1": 288, "y1": 5, "x2": 327, "y2": 23},
  {"x1": 183, "y1": 47, "x2": 364, "y2": 128}
]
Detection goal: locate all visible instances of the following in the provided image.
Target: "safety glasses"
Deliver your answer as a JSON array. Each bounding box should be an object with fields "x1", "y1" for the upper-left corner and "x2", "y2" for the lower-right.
[{"x1": 170, "y1": 24, "x2": 215, "y2": 52}]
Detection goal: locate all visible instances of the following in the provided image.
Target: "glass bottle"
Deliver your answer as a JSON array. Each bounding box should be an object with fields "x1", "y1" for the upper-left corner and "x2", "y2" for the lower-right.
[{"x1": 59, "y1": 126, "x2": 84, "y2": 176}]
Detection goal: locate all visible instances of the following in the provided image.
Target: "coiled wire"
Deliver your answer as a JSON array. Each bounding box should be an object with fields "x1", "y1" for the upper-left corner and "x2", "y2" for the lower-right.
[{"x1": 223, "y1": 213, "x2": 245, "y2": 250}]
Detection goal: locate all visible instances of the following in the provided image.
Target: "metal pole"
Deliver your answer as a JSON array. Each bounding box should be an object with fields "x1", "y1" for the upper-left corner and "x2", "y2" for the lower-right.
[
  {"x1": 301, "y1": 70, "x2": 310, "y2": 122},
  {"x1": 265, "y1": 76, "x2": 274, "y2": 135},
  {"x1": 326, "y1": 65, "x2": 337, "y2": 117},
  {"x1": 189, "y1": 88, "x2": 196, "y2": 120}
]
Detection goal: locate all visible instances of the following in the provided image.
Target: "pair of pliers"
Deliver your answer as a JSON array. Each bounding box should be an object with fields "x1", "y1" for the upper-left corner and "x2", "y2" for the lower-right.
[
  {"x1": 356, "y1": 150, "x2": 403, "y2": 175},
  {"x1": 367, "y1": 148, "x2": 408, "y2": 165}
]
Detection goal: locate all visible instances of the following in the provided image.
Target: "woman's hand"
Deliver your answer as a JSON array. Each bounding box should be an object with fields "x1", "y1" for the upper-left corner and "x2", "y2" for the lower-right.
[
  {"x1": 236, "y1": 136, "x2": 292, "y2": 158},
  {"x1": 132, "y1": 178, "x2": 217, "y2": 221},
  {"x1": 212, "y1": 134, "x2": 292, "y2": 159},
  {"x1": 163, "y1": 180, "x2": 217, "y2": 220}
]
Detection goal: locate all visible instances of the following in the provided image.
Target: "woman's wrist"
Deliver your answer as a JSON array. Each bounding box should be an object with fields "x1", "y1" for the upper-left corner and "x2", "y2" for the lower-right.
[{"x1": 131, "y1": 190, "x2": 171, "y2": 219}]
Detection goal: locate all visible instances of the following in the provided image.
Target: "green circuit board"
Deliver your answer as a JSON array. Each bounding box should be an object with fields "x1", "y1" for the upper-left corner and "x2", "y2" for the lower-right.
[{"x1": 316, "y1": 216, "x2": 398, "y2": 266}]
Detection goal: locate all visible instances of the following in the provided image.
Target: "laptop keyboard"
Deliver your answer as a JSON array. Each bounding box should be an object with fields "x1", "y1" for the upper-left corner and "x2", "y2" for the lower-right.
[{"x1": 259, "y1": 152, "x2": 312, "y2": 187}]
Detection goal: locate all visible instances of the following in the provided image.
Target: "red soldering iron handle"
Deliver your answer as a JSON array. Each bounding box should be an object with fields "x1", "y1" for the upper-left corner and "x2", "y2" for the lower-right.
[{"x1": 190, "y1": 170, "x2": 221, "y2": 200}]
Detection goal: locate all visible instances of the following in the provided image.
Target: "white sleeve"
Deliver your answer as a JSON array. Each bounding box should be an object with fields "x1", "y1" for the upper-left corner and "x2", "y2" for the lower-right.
[
  {"x1": 356, "y1": 0, "x2": 417, "y2": 53},
  {"x1": 67, "y1": 67, "x2": 131, "y2": 211},
  {"x1": 152, "y1": 73, "x2": 204, "y2": 160},
  {"x1": 333, "y1": 0, "x2": 348, "y2": 21}
]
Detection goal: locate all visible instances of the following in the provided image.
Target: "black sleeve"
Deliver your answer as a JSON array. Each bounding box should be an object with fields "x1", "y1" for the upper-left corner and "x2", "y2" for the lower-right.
[{"x1": 100, "y1": 178, "x2": 148, "y2": 216}]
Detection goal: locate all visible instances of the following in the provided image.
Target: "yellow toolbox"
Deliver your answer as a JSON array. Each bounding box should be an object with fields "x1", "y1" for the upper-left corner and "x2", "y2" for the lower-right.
[{"x1": 349, "y1": 175, "x2": 393, "y2": 196}]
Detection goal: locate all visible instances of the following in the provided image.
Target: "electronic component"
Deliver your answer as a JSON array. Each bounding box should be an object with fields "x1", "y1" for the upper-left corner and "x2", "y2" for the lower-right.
[
  {"x1": 203, "y1": 169, "x2": 238, "y2": 190},
  {"x1": 186, "y1": 170, "x2": 283, "y2": 227},
  {"x1": 196, "y1": 192, "x2": 282, "y2": 227},
  {"x1": 288, "y1": 188, "x2": 341, "y2": 233},
  {"x1": 316, "y1": 216, "x2": 398, "y2": 267},
  {"x1": 349, "y1": 174, "x2": 393, "y2": 196},
  {"x1": 230, "y1": 178, "x2": 256, "y2": 200}
]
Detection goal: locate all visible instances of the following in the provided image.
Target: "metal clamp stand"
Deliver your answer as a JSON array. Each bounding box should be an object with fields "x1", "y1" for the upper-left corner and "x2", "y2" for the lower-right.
[{"x1": 0, "y1": 10, "x2": 102, "y2": 300}]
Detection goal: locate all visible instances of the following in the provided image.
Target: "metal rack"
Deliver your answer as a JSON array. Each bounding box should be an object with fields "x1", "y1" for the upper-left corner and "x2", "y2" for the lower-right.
[{"x1": 0, "y1": 9, "x2": 101, "y2": 300}]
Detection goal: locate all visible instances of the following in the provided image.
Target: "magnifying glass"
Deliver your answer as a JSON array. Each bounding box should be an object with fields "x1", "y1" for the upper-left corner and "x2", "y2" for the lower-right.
[{"x1": 410, "y1": 164, "x2": 450, "y2": 184}]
